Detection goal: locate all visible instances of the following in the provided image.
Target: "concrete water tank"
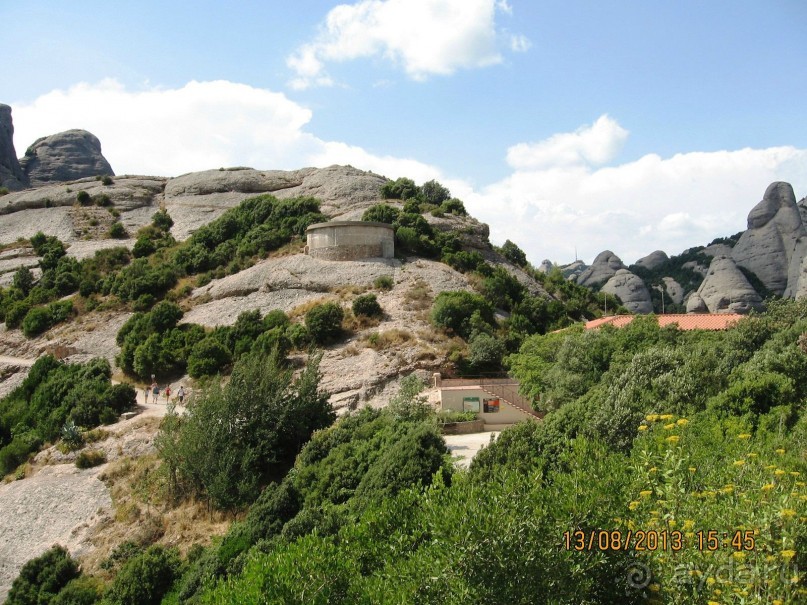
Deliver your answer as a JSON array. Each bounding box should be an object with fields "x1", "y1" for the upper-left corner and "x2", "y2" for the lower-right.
[{"x1": 306, "y1": 221, "x2": 394, "y2": 261}]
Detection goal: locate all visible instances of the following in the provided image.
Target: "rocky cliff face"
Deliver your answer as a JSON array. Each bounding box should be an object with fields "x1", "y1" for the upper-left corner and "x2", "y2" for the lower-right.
[
  {"x1": 600, "y1": 269, "x2": 653, "y2": 314},
  {"x1": 731, "y1": 182, "x2": 805, "y2": 296},
  {"x1": 19, "y1": 129, "x2": 114, "y2": 187},
  {"x1": 692, "y1": 256, "x2": 764, "y2": 313},
  {"x1": 0, "y1": 104, "x2": 27, "y2": 191},
  {"x1": 576, "y1": 250, "x2": 625, "y2": 287}
]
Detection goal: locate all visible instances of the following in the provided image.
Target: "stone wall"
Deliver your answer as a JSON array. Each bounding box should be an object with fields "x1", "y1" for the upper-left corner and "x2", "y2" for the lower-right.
[{"x1": 306, "y1": 221, "x2": 394, "y2": 261}]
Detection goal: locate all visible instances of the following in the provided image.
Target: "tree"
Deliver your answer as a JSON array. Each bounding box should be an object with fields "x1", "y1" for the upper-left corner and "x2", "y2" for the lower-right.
[
  {"x1": 171, "y1": 350, "x2": 334, "y2": 508},
  {"x1": 6, "y1": 546, "x2": 79, "y2": 605},
  {"x1": 305, "y1": 302, "x2": 344, "y2": 345},
  {"x1": 431, "y1": 291, "x2": 494, "y2": 340},
  {"x1": 420, "y1": 180, "x2": 451, "y2": 205},
  {"x1": 361, "y1": 204, "x2": 400, "y2": 224},
  {"x1": 500, "y1": 239, "x2": 528, "y2": 267},
  {"x1": 12, "y1": 267, "x2": 34, "y2": 295}
]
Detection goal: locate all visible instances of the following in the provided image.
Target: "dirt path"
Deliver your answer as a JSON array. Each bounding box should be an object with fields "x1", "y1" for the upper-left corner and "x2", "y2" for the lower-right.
[{"x1": 0, "y1": 355, "x2": 35, "y2": 366}]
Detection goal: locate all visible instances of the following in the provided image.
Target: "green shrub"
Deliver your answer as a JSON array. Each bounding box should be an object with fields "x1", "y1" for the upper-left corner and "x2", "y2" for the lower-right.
[
  {"x1": 420, "y1": 179, "x2": 451, "y2": 205},
  {"x1": 75, "y1": 449, "x2": 106, "y2": 468},
  {"x1": 106, "y1": 545, "x2": 180, "y2": 605},
  {"x1": 152, "y1": 210, "x2": 174, "y2": 231},
  {"x1": 0, "y1": 186, "x2": 9, "y2": 196},
  {"x1": 6, "y1": 545, "x2": 79, "y2": 605},
  {"x1": 431, "y1": 290, "x2": 494, "y2": 340},
  {"x1": 352, "y1": 294, "x2": 382, "y2": 318},
  {"x1": 440, "y1": 197, "x2": 467, "y2": 216},
  {"x1": 101, "y1": 175, "x2": 113, "y2": 186},
  {"x1": 437, "y1": 410, "x2": 478, "y2": 423},
  {"x1": 305, "y1": 302, "x2": 344, "y2": 345},
  {"x1": 76, "y1": 191, "x2": 90, "y2": 205},
  {"x1": 499, "y1": 239, "x2": 528, "y2": 267},
  {"x1": 187, "y1": 337, "x2": 232, "y2": 378},
  {"x1": 51, "y1": 576, "x2": 102, "y2": 605},
  {"x1": 374, "y1": 275, "x2": 394, "y2": 290},
  {"x1": 60, "y1": 420, "x2": 83, "y2": 451},
  {"x1": 361, "y1": 204, "x2": 400, "y2": 224},
  {"x1": 93, "y1": 194, "x2": 111, "y2": 206},
  {"x1": 21, "y1": 307, "x2": 51, "y2": 337},
  {"x1": 109, "y1": 222, "x2": 127, "y2": 238},
  {"x1": 12, "y1": 267, "x2": 34, "y2": 295},
  {"x1": 5, "y1": 300, "x2": 31, "y2": 329},
  {"x1": 380, "y1": 177, "x2": 418, "y2": 200}
]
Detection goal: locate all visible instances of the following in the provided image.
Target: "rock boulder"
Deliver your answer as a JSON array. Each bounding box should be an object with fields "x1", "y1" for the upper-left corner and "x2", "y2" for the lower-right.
[
  {"x1": 600, "y1": 269, "x2": 653, "y2": 314},
  {"x1": 634, "y1": 250, "x2": 668, "y2": 271},
  {"x1": 20, "y1": 129, "x2": 114, "y2": 187},
  {"x1": 577, "y1": 250, "x2": 625, "y2": 287},
  {"x1": 694, "y1": 256, "x2": 763, "y2": 313},
  {"x1": 0, "y1": 104, "x2": 26, "y2": 191},
  {"x1": 731, "y1": 182, "x2": 805, "y2": 296}
]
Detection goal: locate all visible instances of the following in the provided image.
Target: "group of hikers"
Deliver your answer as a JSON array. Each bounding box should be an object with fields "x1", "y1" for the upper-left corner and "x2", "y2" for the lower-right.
[{"x1": 143, "y1": 382, "x2": 186, "y2": 405}]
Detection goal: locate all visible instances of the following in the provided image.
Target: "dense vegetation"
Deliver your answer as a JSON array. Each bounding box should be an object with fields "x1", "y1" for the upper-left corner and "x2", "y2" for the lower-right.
[
  {"x1": 0, "y1": 356, "x2": 134, "y2": 476},
  {"x1": 8, "y1": 286, "x2": 807, "y2": 605}
]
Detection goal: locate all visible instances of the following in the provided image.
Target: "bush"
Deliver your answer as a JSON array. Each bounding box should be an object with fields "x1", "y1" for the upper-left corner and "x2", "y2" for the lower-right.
[
  {"x1": 374, "y1": 275, "x2": 394, "y2": 290},
  {"x1": 101, "y1": 175, "x2": 114, "y2": 186},
  {"x1": 21, "y1": 306, "x2": 51, "y2": 337},
  {"x1": 152, "y1": 210, "x2": 173, "y2": 232},
  {"x1": 361, "y1": 204, "x2": 400, "y2": 224},
  {"x1": 5, "y1": 300, "x2": 31, "y2": 329},
  {"x1": 187, "y1": 337, "x2": 232, "y2": 378},
  {"x1": 305, "y1": 302, "x2": 344, "y2": 345},
  {"x1": 106, "y1": 545, "x2": 180, "y2": 605},
  {"x1": 75, "y1": 449, "x2": 106, "y2": 468},
  {"x1": 431, "y1": 290, "x2": 495, "y2": 340},
  {"x1": 6, "y1": 545, "x2": 79, "y2": 605},
  {"x1": 76, "y1": 191, "x2": 90, "y2": 205},
  {"x1": 381, "y1": 177, "x2": 418, "y2": 200},
  {"x1": 500, "y1": 239, "x2": 528, "y2": 267},
  {"x1": 109, "y1": 222, "x2": 127, "y2": 239},
  {"x1": 420, "y1": 179, "x2": 451, "y2": 205},
  {"x1": 440, "y1": 197, "x2": 467, "y2": 216},
  {"x1": 352, "y1": 294, "x2": 382, "y2": 318}
]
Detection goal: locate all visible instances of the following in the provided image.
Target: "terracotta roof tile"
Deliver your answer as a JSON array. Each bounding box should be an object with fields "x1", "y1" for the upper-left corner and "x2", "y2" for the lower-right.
[{"x1": 584, "y1": 314, "x2": 744, "y2": 331}]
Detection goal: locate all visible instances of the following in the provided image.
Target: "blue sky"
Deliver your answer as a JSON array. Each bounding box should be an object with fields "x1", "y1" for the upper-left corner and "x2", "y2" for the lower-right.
[{"x1": 2, "y1": 0, "x2": 806, "y2": 265}]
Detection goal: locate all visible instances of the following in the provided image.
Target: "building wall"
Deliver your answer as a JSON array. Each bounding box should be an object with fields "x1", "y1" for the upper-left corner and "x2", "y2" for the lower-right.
[
  {"x1": 440, "y1": 386, "x2": 533, "y2": 425},
  {"x1": 306, "y1": 222, "x2": 394, "y2": 261}
]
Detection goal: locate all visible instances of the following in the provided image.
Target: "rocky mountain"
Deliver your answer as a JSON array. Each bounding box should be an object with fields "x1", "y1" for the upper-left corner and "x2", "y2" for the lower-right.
[
  {"x1": 563, "y1": 181, "x2": 807, "y2": 314},
  {"x1": 0, "y1": 104, "x2": 26, "y2": 191},
  {"x1": 20, "y1": 129, "x2": 114, "y2": 187}
]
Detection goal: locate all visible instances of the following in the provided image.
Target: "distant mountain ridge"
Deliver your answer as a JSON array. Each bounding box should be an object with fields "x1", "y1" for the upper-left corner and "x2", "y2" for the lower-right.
[{"x1": 538, "y1": 181, "x2": 807, "y2": 314}]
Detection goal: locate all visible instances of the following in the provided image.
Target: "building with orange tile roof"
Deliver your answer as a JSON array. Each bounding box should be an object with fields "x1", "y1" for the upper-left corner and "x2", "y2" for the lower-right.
[{"x1": 584, "y1": 314, "x2": 744, "y2": 331}]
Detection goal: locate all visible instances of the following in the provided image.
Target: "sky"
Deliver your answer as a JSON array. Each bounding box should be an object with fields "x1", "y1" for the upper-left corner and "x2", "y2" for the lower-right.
[{"x1": 2, "y1": 0, "x2": 806, "y2": 265}]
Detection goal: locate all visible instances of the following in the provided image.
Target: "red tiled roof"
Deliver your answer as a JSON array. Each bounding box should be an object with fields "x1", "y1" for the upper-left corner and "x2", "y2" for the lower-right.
[{"x1": 584, "y1": 314, "x2": 744, "y2": 331}]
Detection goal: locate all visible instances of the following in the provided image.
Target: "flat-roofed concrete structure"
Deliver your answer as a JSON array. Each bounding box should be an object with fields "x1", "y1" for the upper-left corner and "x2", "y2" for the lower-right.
[{"x1": 306, "y1": 221, "x2": 394, "y2": 261}]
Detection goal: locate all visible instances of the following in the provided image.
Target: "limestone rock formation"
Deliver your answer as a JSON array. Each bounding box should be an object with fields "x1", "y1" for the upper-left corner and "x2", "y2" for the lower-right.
[
  {"x1": 685, "y1": 292, "x2": 708, "y2": 313},
  {"x1": 634, "y1": 250, "x2": 668, "y2": 271},
  {"x1": 576, "y1": 250, "x2": 625, "y2": 287},
  {"x1": 600, "y1": 269, "x2": 653, "y2": 314},
  {"x1": 662, "y1": 276, "x2": 684, "y2": 305},
  {"x1": 694, "y1": 256, "x2": 763, "y2": 313},
  {"x1": 536, "y1": 259, "x2": 554, "y2": 273},
  {"x1": 19, "y1": 129, "x2": 114, "y2": 187},
  {"x1": 0, "y1": 104, "x2": 26, "y2": 191},
  {"x1": 731, "y1": 182, "x2": 805, "y2": 296}
]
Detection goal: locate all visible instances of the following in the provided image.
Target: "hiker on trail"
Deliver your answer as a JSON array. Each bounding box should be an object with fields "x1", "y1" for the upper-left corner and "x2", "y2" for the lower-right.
[
  {"x1": 177, "y1": 385, "x2": 186, "y2": 405},
  {"x1": 143, "y1": 385, "x2": 149, "y2": 404},
  {"x1": 164, "y1": 386, "x2": 171, "y2": 403},
  {"x1": 151, "y1": 382, "x2": 159, "y2": 402}
]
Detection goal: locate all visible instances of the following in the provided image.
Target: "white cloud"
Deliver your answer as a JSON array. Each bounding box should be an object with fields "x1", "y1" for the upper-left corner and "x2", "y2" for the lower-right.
[
  {"x1": 506, "y1": 115, "x2": 629, "y2": 169},
  {"x1": 10, "y1": 81, "x2": 807, "y2": 268},
  {"x1": 286, "y1": 0, "x2": 526, "y2": 88}
]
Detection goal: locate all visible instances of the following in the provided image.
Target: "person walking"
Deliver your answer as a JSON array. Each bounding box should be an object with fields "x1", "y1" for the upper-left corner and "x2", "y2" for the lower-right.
[
  {"x1": 144, "y1": 385, "x2": 150, "y2": 404},
  {"x1": 177, "y1": 385, "x2": 186, "y2": 405},
  {"x1": 151, "y1": 382, "x2": 159, "y2": 403},
  {"x1": 164, "y1": 385, "x2": 171, "y2": 403}
]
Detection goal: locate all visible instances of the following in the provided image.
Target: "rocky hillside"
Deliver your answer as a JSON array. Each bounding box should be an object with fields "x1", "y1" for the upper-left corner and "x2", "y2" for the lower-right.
[{"x1": 541, "y1": 181, "x2": 807, "y2": 314}]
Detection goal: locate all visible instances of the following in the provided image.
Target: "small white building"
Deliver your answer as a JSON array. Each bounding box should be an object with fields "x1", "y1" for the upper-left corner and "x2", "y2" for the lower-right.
[{"x1": 434, "y1": 374, "x2": 542, "y2": 430}]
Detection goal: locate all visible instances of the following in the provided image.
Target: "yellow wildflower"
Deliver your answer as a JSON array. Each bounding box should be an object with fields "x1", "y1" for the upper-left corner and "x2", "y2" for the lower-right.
[
  {"x1": 649, "y1": 467, "x2": 658, "y2": 473},
  {"x1": 649, "y1": 583, "x2": 660, "y2": 592},
  {"x1": 628, "y1": 501, "x2": 640, "y2": 510},
  {"x1": 706, "y1": 577, "x2": 716, "y2": 586},
  {"x1": 646, "y1": 414, "x2": 658, "y2": 422},
  {"x1": 663, "y1": 422, "x2": 675, "y2": 430},
  {"x1": 774, "y1": 469, "x2": 786, "y2": 476},
  {"x1": 780, "y1": 509, "x2": 797, "y2": 519},
  {"x1": 721, "y1": 485, "x2": 734, "y2": 494},
  {"x1": 775, "y1": 448, "x2": 785, "y2": 454},
  {"x1": 790, "y1": 471, "x2": 800, "y2": 476},
  {"x1": 638, "y1": 425, "x2": 648, "y2": 431},
  {"x1": 737, "y1": 433, "x2": 751, "y2": 439},
  {"x1": 748, "y1": 452, "x2": 758, "y2": 457},
  {"x1": 761, "y1": 483, "x2": 775, "y2": 491},
  {"x1": 640, "y1": 490, "x2": 652, "y2": 498},
  {"x1": 733, "y1": 551, "x2": 746, "y2": 560},
  {"x1": 781, "y1": 550, "x2": 796, "y2": 560},
  {"x1": 659, "y1": 414, "x2": 674, "y2": 420},
  {"x1": 683, "y1": 519, "x2": 694, "y2": 530},
  {"x1": 688, "y1": 467, "x2": 696, "y2": 472},
  {"x1": 676, "y1": 418, "x2": 689, "y2": 426},
  {"x1": 733, "y1": 459, "x2": 745, "y2": 466},
  {"x1": 773, "y1": 600, "x2": 783, "y2": 605},
  {"x1": 665, "y1": 435, "x2": 680, "y2": 444}
]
